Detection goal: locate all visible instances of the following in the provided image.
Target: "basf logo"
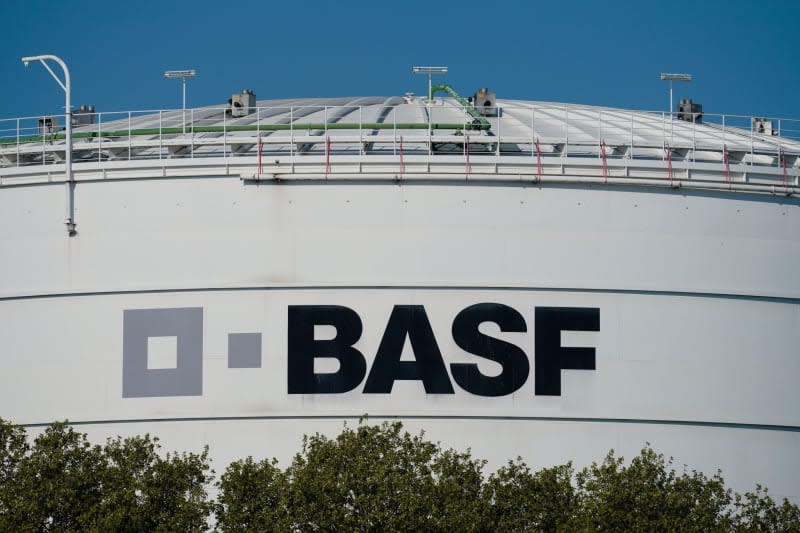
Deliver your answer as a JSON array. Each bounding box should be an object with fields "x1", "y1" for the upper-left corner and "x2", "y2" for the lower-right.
[{"x1": 122, "y1": 304, "x2": 599, "y2": 399}]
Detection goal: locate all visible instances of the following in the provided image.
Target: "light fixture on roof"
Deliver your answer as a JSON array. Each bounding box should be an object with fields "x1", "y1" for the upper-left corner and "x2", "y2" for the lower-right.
[
  {"x1": 164, "y1": 69, "x2": 196, "y2": 133},
  {"x1": 22, "y1": 53, "x2": 76, "y2": 236},
  {"x1": 412, "y1": 66, "x2": 448, "y2": 101},
  {"x1": 660, "y1": 73, "x2": 692, "y2": 118}
]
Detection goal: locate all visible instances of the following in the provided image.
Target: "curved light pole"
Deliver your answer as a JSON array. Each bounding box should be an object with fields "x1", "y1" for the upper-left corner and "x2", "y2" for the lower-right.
[{"x1": 22, "y1": 54, "x2": 76, "y2": 236}]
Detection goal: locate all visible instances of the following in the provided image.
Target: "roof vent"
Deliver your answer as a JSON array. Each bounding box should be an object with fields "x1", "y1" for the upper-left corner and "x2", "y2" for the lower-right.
[
  {"x1": 474, "y1": 88, "x2": 498, "y2": 117},
  {"x1": 677, "y1": 99, "x2": 703, "y2": 123},
  {"x1": 38, "y1": 116, "x2": 59, "y2": 135},
  {"x1": 228, "y1": 89, "x2": 256, "y2": 117},
  {"x1": 72, "y1": 105, "x2": 96, "y2": 126},
  {"x1": 752, "y1": 117, "x2": 776, "y2": 136}
]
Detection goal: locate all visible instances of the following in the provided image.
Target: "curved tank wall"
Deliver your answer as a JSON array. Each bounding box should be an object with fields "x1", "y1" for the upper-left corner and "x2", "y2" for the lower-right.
[{"x1": 1, "y1": 159, "x2": 798, "y2": 501}]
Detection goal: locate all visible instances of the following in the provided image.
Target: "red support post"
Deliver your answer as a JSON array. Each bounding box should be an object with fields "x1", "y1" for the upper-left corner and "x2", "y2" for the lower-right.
[
  {"x1": 399, "y1": 136, "x2": 404, "y2": 181},
  {"x1": 600, "y1": 140, "x2": 608, "y2": 184},
  {"x1": 256, "y1": 135, "x2": 263, "y2": 178},
  {"x1": 781, "y1": 149, "x2": 788, "y2": 188},
  {"x1": 723, "y1": 145, "x2": 732, "y2": 190},
  {"x1": 664, "y1": 144, "x2": 673, "y2": 187},
  {"x1": 324, "y1": 136, "x2": 331, "y2": 180},
  {"x1": 465, "y1": 135, "x2": 471, "y2": 179}
]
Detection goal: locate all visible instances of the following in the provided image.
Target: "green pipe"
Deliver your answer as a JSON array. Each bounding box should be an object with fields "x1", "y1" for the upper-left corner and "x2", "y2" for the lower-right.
[
  {"x1": 430, "y1": 84, "x2": 492, "y2": 131},
  {"x1": 0, "y1": 120, "x2": 489, "y2": 147}
]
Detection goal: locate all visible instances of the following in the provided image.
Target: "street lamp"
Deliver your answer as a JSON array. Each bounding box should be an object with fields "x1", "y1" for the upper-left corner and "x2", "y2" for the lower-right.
[
  {"x1": 412, "y1": 66, "x2": 448, "y2": 101},
  {"x1": 164, "y1": 69, "x2": 196, "y2": 133},
  {"x1": 22, "y1": 54, "x2": 76, "y2": 236},
  {"x1": 660, "y1": 73, "x2": 692, "y2": 118},
  {"x1": 412, "y1": 67, "x2": 448, "y2": 154}
]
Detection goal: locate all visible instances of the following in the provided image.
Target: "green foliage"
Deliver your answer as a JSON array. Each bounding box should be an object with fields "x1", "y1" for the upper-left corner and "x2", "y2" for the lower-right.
[
  {"x1": 483, "y1": 459, "x2": 577, "y2": 532},
  {"x1": 732, "y1": 485, "x2": 800, "y2": 533},
  {"x1": 0, "y1": 419, "x2": 212, "y2": 532},
  {"x1": 573, "y1": 446, "x2": 734, "y2": 532},
  {"x1": 2, "y1": 417, "x2": 799, "y2": 532},
  {"x1": 217, "y1": 419, "x2": 488, "y2": 532},
  {"x1": 215, "y1": 457, "x2": 288, "y2": 532},
  {"x1": 217, "y1": 424, "x2": 800, "y2": 533},
  {"x1": 0, "y1": 418, "x2": 29, "y2": 519}
]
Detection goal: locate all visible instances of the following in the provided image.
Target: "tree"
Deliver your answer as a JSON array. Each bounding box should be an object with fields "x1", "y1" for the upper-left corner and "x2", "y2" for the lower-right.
[
  {"x1": 483, "y1": 459, "x2": 577, "y2": 532},
  {"x1": 732, "y1": 485, "x2": 800, "y2": 533},
  {"x1": 216, "y1": 419, "x2": 488, "y2": 532},
  {"x1": 0, "y1": 419, "x2": 29, "y2": 517},
  {"x1": 215, "y1": 457, "x2": 289, "y2": 532},
  {"x1": 0, "y1": 419, "x2": 213, "y2": 532},
  {"x1": 573, "y1": 446, "x2": 734, "y2": 532},
  {"x1": 3, "y1": 417, "x2": 799, "y2": 532}
]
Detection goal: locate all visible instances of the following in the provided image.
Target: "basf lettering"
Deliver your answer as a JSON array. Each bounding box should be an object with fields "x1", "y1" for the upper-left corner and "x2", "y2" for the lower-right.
[{"x1": 288, "y1": 303, "x2": 599, "y2": 397}]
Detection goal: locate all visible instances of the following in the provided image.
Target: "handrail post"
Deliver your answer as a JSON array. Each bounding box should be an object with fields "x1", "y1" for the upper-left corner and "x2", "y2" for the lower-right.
[
  {"x1": 256, "y1": 105, "x2": 261, "y2": 137},
  {"x1": 598, "y1": 109, "x2": 603, "y2": 145},
  {"x1": 158, "y1": 110, "x2": 162, "y2": 160},
  {"x1": 223, "y1": 106, "x2": 227, "y2": 161},
  {"x1": 564, "y1": 105, "x2": 569, "y2": 158},
  {"x1": 41, "y1": 116, "x2": 45, "y2": 166},
  {"x1": 290, "y1": 106, "x2": 294, "y2": 165},
  {"x1": 190, "y1": 108, "x2": 195, "y2": 159},
  {"x1": 97, "y1": 111, "x2": 102, "y2": 163},
  {"x1": 531, "y1": 106, "x2": 535, "y2": 162},
  {"x1": 128, "y1": 111, "x2": 132, "y2": 161},
  {"x1": 496, "y1": 104, "x2": 501, "y2": 157},
  {"x1": 428, "y1": 100, "x2": 432, "y2": 156},
  {"x1": 15, "y1": 118, "x2": 20, "y2": 167},
  {"x1": 630, "y1": 112, "x2": 634, "y2": 160}
]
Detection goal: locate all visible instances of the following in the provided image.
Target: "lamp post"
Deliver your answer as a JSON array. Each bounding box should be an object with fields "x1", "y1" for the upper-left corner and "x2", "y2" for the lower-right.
[
  {"x1": 22, "y1": 54, "x2": 76, "y2": 236},
  {"x1": 412, "y1": 66, "x2": 448, "y2": 101},
  {"x1": 412, "y1": 67, "x2": 449, "y2": 153},
  {"x1": 164, "y1": 69, "x2": 196, "y2": 133},
  {"x1": 660, "y1": 73, "x2": 692, "y2": 118}
]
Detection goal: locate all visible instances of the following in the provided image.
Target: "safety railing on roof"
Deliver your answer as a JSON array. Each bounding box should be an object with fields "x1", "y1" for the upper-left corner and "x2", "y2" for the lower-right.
[{"x1": 0, "y1": 103, "x2": 798, "y2": 181}]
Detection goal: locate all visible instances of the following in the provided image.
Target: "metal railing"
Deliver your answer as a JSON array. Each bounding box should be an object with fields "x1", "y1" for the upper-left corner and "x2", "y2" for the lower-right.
[{"x1": 0, "y1": 103, "x2": 798, "y2": 186}]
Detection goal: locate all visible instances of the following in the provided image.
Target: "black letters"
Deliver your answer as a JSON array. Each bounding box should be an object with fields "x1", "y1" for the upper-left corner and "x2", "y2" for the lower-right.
[
  {"x1": 288, "y1": 303, "x2": 601, "y2": 397},
  {"x1": 363, "y1": 305, "x2": 455, "y2": 394},
  {"x1": 288, "y1": 305, "x2": 366, "y2": 394},
  {"x1": 450, "y1": 303, "x2": 529, "y2": 396},
  {"x1": 534, "y1": 307, "x2": 600, "y2": 396}
]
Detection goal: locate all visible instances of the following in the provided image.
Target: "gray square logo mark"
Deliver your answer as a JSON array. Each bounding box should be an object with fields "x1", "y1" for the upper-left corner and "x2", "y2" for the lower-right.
[
  {"x1": 228, "y1": 333, "x2": 262, "y2": 368},
  {"x1": 123, "y1": 308, "x2": 203, "y2": 398}
]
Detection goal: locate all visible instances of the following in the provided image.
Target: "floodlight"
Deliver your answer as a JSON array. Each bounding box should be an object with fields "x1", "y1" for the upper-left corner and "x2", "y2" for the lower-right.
[{"x1": 660, "y1": 72, "x2": 693, "y2": 116}]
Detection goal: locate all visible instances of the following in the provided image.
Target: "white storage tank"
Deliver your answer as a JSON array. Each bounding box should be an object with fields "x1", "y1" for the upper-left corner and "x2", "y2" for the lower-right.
[{"x1": 0, "y1": 92, "x2": 798, "y2": 501}]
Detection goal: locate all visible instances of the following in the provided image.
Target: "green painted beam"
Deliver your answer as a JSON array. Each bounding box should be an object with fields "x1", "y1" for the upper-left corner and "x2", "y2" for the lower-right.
[{"x1": 430, "y1": 84, "x2": 492, "y2": 131}]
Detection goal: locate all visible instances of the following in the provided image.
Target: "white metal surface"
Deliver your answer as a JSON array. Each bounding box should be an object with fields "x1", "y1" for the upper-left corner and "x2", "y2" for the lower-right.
[{"x1": 0, "y1": 96, "x2": 798, "y2": 503}]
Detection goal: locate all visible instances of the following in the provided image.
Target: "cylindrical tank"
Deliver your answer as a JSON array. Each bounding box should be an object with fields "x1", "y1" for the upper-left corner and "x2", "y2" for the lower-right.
[{"x1": 0, "y1": 97, "x2": 798, "y2": 501}]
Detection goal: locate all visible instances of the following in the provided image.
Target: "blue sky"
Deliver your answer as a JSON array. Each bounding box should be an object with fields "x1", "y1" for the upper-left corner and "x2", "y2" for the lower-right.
[{"x1": 1, "y1": 0, "x2": 797, "y2": 120}]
